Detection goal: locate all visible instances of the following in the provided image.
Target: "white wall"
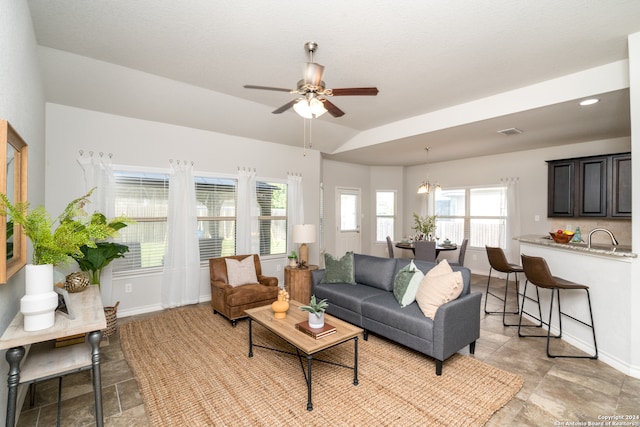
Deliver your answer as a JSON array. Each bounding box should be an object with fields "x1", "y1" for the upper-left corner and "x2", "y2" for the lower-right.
[
  {"x1": 0, "y1": 0, "x2": 46, "y2": 419},
  {"x1": 44, "y1": 104, "x2": 321, "y2": 316}
]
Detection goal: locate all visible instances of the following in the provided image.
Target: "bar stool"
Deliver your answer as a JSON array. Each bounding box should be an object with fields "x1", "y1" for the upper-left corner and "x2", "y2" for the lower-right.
[
  {"x1": 484, "y1": 246, "x2": 523, "y2": 326},
  {"x1": 519, "y1": 254, "x2": 598, "y2": 359}
]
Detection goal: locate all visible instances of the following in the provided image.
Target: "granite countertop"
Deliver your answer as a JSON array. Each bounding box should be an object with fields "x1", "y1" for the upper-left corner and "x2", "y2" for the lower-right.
[{"x1": 517, "y1": 235, "x2": 637, "y2": 259}]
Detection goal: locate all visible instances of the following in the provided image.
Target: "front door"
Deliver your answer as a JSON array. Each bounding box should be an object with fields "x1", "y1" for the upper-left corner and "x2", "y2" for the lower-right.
[{"x1": 335, "y1": 187, "x2": 361, "y2": 255}]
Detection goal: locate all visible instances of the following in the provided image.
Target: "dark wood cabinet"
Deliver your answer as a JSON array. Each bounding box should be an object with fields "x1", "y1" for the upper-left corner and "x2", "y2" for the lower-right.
[
  {"x1": 611, "y1": 153, "x2": 632, "y2": 217},
  {"x1": 547, "y1": 153, "x2": 631, "y2": 218},
  {"x1": 577, "y1": 156, "x2": 607, "y2": 217},
  {"x1": 548, "y1": 160, "x2": 575, "y2": 217}
]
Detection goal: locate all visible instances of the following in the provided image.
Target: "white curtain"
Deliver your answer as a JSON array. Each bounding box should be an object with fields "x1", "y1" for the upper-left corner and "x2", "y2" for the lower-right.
[
  {"x1": 502, "y1": 177, "x2": 521, "y2": 263},
  {"x1": 287, "y1": 173, "x2": 304, "y2": 254},
  {"x1": 161, "y1": 161, "x2": 200, "y2": 308},
  {"x1": 236, "y1": 167, "x2": 259, "y2": 254},
  {"x1": 77, "y1": 153, "x2": 116, "y2": 305}
]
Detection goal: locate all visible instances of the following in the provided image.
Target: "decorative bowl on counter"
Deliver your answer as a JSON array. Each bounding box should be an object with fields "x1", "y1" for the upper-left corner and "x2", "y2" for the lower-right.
[{"x1": 549, "y1": 232, "x2": 573, "y2": 244}]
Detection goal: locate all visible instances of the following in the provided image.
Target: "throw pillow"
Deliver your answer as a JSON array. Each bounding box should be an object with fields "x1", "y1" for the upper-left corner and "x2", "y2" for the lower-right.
[
  {"x1": 225, "y1": 257, "x2": 259, "y2": 287},
  {"x1": 320, "y1": 252, "x2": 356, "y2": 284},
  {"x1": 426, "y1": 258, "x2": 454, "y2": 277},
  {"x1": 393, "y1": 260, "x2": 425, "y2": 307},
  {"x1": 415, "y1": 260, "x2": 463, "y2": 319}
]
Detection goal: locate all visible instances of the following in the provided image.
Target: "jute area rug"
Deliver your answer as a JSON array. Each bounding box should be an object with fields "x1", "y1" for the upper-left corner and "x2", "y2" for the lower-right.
[{"x1": 120, "y1": 304, "x2": 523, "y2": 427}]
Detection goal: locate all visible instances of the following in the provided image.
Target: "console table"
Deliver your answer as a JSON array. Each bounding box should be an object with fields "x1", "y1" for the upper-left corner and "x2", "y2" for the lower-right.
[{"x1": 0, "y1": 285, "x2": 106, "y2": 426}]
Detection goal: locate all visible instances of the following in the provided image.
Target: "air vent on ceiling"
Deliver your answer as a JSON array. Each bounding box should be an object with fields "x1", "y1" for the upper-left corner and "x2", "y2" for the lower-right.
[{"x1": 497, "y1": 127, "x2": 523, "y2": 136}]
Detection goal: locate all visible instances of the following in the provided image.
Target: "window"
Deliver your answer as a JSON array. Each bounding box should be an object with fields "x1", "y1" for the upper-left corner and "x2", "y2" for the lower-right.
[
  {"x1": 435, "y1": 186, "x2": 507, "y2": 247},
  {"x1": 376, "y1": 191, "x2": 396, "y2": 241},
  {"x1": 111, "y1": 171, "x2": 286, "y2": 272},
  {"x1": 195, "y1": 177, "x2": 237, "y2": 260},
  {"x1": 256, "y1": 181, "x2": 287, "y2": 256},
  {"x1": 111, "y1": 171, "x2": 170, "y2": 272}
]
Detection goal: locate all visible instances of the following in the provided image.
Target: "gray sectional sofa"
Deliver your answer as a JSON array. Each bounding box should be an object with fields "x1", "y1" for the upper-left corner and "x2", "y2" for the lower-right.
[{"x1": 311, "y1": 253, "x2": 482, "y2": 375}]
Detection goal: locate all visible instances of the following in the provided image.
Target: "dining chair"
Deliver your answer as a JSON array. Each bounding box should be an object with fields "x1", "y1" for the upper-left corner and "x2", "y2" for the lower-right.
[
  {"x1": 449, "y1": 239, "x2": 468, "y2": 267},
  {"x1": 414, "y1": 240, "x2": 436, "y2": 262},
  {"x1": 386, "y1": 236, "x2": 395, "y2": 258}
]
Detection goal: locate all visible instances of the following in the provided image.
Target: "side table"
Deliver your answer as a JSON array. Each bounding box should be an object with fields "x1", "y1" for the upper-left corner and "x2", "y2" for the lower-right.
[
  {"x1": 0, "y1": 285, "x2": 106, "y2": 427},
  {"x1": 285, "y1": 265, "x2": 318, "y2": 304}
]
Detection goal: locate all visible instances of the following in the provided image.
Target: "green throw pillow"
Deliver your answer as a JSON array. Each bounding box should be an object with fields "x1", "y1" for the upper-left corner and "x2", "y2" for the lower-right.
[
  {"x1": 321, "y1": 252, "x2": 356, "y2": 284},
  {"x1": 393, "y1": 260, "x2": 424, "y2": 307}
]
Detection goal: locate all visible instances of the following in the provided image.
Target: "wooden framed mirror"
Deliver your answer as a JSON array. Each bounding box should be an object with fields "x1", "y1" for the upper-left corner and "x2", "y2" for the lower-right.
[{"x1": 0, "y1": 120, "x2": 28, "y2": 284}]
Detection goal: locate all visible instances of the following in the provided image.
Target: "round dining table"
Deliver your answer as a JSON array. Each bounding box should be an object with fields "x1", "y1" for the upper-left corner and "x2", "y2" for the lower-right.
[{"x1": 395, "y1": 241, "x2": 458, "y2": 257}]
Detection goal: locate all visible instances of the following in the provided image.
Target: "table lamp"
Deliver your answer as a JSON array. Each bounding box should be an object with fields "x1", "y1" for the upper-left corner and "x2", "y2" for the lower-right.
[{"x1": 293, "y1": 224, "x2": 316, "y2": 268}]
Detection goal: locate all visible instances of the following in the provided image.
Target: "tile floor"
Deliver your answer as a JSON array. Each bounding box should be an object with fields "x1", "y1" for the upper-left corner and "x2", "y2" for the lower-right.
[{"x1": 16, "y1": 274, "x2": 640, "y2": 426}]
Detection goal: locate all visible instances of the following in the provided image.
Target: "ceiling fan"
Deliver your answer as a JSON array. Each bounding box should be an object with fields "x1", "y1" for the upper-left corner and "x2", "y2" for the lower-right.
[{"x1": 244, "y1": 42, "x2": 379, "y2": 119}]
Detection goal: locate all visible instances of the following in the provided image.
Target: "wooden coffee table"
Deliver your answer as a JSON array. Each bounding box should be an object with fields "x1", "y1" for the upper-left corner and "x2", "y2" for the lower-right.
[{"x1": 245, "y1": 301, "x2": 363, "y2": 411}]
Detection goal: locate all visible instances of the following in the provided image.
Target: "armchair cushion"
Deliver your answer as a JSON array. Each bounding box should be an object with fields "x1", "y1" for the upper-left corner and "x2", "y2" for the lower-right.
[{"x1": 225, "y1": 256, "x2": 258, "y2": 287}]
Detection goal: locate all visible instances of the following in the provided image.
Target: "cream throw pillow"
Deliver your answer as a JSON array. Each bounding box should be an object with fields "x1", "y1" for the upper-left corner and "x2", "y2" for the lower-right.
[
  {"x1": 415, "y1": 260, "x2": 464, "y2": 320},
  {"x1": 225, "y1": 257, "x2": 259, "y2": 287}
]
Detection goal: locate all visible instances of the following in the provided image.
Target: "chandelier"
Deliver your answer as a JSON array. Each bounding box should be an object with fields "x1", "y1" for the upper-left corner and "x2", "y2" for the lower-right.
[{"x1": 417, "y1": 147, "x2": 440, "y2": 194}]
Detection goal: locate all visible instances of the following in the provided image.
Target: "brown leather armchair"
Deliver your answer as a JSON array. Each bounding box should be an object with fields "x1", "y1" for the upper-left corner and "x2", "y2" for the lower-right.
[{"x1": 209, "y1": 254, "x2": 279, "y2": 326}]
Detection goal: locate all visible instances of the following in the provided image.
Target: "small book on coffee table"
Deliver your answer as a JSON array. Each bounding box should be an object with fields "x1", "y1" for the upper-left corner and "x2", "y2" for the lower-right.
[{"x1": 295, "y1": 321, "x2": 337, "y2": 339}]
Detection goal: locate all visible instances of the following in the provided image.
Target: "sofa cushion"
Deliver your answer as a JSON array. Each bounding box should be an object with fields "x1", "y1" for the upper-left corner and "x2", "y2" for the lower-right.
[
  {"x1": 415, "y1": 260, "x2": 464, "y2": 320},
  {"x1": 225, "y1": 256, "x2": 258, "y2": 287},
  {"x1": 314, "y1": 282, "x2": 387, "y2": 314},
  {"x1": 321, "y1": 252, "x2": 356, "y2": 284},
  {"x1": 354, "y1": 253, "x2": 397, "y2": 291},
  {"x1": 393, "y1": 260, "x2": 424, "y2": 307},
  {"x1": 361, "y1": 293, "x2": 434, "y2": 342}
]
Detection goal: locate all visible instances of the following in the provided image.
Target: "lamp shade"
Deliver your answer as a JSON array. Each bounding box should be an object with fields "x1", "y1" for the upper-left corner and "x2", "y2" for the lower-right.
[{"x1": 293, "y1": 224, "x2": 316, "y2": 244}]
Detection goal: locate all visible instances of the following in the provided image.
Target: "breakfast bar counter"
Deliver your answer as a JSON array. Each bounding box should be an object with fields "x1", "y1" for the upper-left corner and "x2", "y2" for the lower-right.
[
  {"x1": 517, "y1": 234, "x2": 636, "y2": 260},
  {"x1": 516, "y1": 235, "x2": 638, "y2": 379}
]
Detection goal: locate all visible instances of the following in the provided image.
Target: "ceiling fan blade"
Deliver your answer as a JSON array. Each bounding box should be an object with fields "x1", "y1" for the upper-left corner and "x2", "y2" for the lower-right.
[
  {"x1": 330, "y1": 87, "x2": 379, "y2": 96},
  {"x1": 272, "y1": 99, "x2": 298, "y2": 114},
  {"x1": 321, "y1": 99, "x2": 345, "y2": 118},
  {"x1": 303, "y1": 62, "x2": 325, "y2": 86},
  {"x1": 244, "y1": 85, "x2": 292, "y2": 93}
]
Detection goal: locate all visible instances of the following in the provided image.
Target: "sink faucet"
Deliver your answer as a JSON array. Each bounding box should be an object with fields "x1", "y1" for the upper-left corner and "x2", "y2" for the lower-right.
[{"x1": 587, "y1": 228, "x2": 619, "y2": 248}]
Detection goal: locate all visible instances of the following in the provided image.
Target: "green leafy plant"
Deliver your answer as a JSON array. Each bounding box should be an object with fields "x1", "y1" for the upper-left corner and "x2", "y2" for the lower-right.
[
  {"x1": 0, "y1": 189, "x2": 128, "y2": 266},
  {"x1": 299, "y1": 295, "x2": 328, "y2": 318},
  {"x1": 412, "y1": 213, "x2": 437, "y2": 237},
  {"x1": 288, "y1": 250, "x2": 297, "y2": 259},
  {"x1": 74, "y1": 241, "x2": 130, "y2": 285}
]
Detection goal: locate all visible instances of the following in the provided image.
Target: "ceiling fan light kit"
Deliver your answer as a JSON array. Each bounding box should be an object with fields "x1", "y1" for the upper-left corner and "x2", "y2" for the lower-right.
[{"x1": 244, "y1": 41, "x2": 379, "y2": 119}]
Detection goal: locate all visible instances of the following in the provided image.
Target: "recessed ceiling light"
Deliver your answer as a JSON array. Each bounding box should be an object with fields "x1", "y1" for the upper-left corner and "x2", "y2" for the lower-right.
[
  {"x1": 579, "y1": 98, "x2": 599, "y2": 106},
  {"x1": 497, "y1": 128, "x2": 523, "y2": 136}
]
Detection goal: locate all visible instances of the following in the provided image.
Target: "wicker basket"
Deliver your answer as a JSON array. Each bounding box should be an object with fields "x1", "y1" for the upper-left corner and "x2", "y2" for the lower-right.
[
  {"x1": 64, "y1": 271, "x2": 90, "y2": 293},
  {"x1": 103, "y1": 301, "x2": 120, "y2": 337}
]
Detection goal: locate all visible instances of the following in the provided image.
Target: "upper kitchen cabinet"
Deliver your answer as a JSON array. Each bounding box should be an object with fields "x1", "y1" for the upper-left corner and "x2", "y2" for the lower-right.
[{"x1": 547, "y1": 153, "x2": 631, "y2": 219}]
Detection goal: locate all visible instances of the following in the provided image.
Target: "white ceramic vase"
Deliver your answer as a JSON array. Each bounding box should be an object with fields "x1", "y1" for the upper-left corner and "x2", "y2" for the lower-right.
[
  {"x1": 20, "y1": 264, "x2": 58, "y2": 331},
  {"x1": 308, "y1": 311, "x2": 325, "y2": 329}
]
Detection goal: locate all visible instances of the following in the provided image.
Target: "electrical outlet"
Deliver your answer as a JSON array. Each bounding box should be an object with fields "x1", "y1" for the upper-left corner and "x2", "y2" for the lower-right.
[
  {"x1": 276, "y1": 264, "x2": 281, "y2": 272},
  {"x1": 125, "y1": 283, "x2": 133, "y2": 293},
  {"x1": 534, "y1": 215, "x2": 540, "y2": 221},
  {"x1": 472, "y1": 254, "x2": 477, "y2": 261}
]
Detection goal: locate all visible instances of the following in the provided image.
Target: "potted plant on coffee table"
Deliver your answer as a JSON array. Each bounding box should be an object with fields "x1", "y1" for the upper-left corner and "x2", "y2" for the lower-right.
[{"x1": 299, "y1": 295, "x2": 328, "y2": 329}]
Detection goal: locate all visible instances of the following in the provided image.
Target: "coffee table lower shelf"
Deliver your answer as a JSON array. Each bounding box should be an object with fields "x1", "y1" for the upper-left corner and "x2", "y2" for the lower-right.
[{"x1": 245, "y1": 302, "x2": 363, "y2": 411}]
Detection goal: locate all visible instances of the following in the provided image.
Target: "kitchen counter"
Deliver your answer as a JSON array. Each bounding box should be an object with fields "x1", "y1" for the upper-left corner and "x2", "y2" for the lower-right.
[{"x1": 517, "y1": 234, "x2": 636, "y2": 259}]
